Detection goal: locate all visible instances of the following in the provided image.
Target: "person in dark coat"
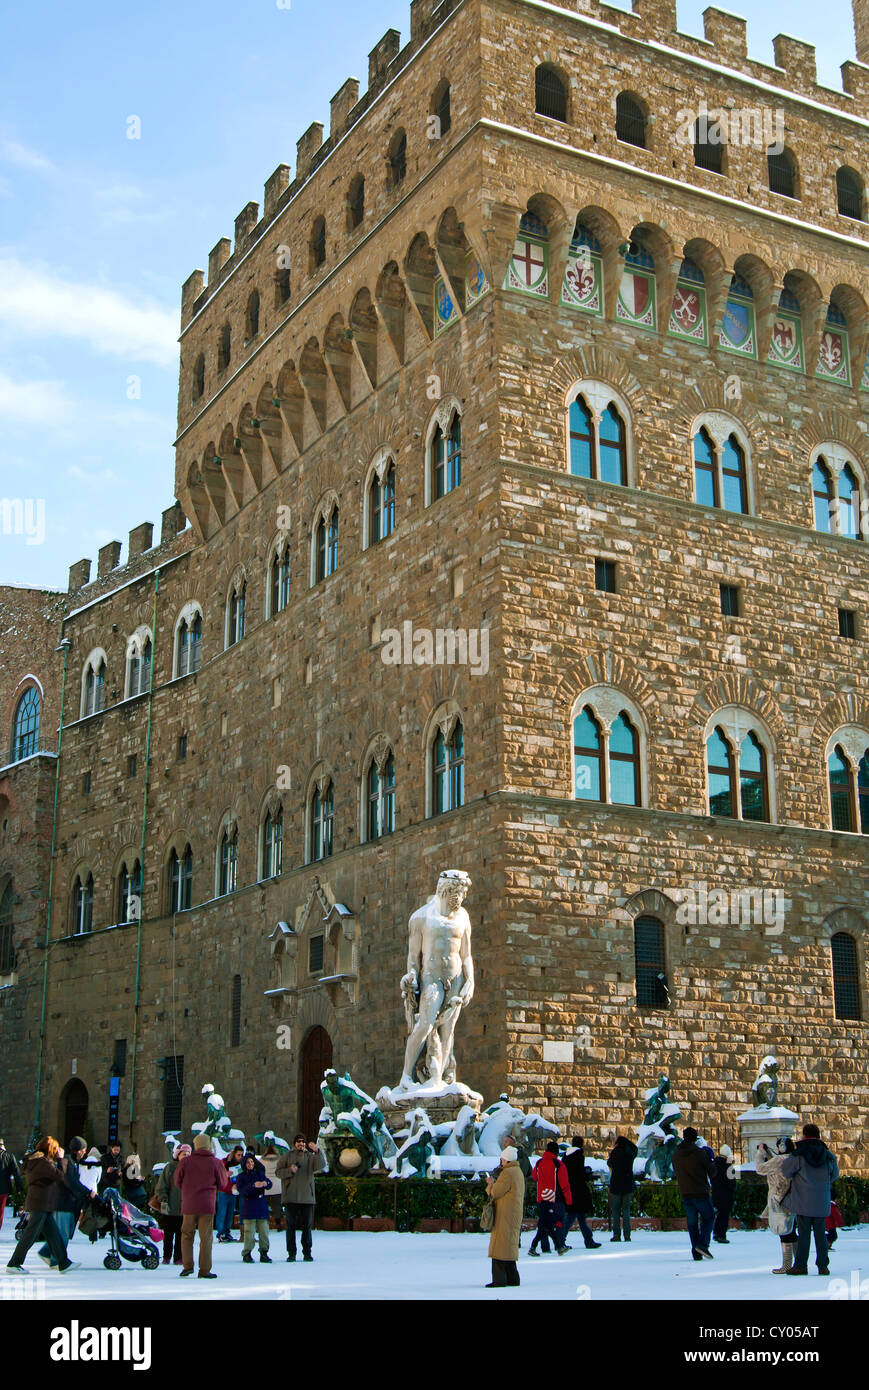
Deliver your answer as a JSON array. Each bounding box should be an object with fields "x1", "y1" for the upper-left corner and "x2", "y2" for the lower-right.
[
  {"x1": 0, "y1": 1137, "x2": 22, "y2": 1231},
  {"x1": 672, "y1": 1127, "x2": 716, "y2": 1260},
  {"x1": 607, "y1": 1135, "x2": 638, "y2": 1242},
  {"x1": 711, "y1": 1143, "x2": 737, "y2": 1244},
  {"x1": 528, "y1": 1141, "x2": 572, "y2": 1256},
  {"x1": 38, "y1": 1136, "x2": 90, "y2": 1268},
  {"x1": 562, "y1": 1136, "x2": 601, "y2": 1249},
  {"x1": 98, "y1": 1140, "x2": 124, "y2": 1196},
  {"x1": 235, "y1": 1154, "x2": 273, "y2": 1263},
  {"x1": 121, "y1": 1153, "x2": 148, "y2": 1210},
  {"x1": 155, "y1": 1144, "x2": 190, "y2": 1264},
  {"x1": 216, "y1": 1144, "x2": 244, "y2": 1243},
  {"x1": 174, "y1": 1134, "x2": 232, "y2": 1278},
  {"x1": 275, "y1": 1133, "x2": 325, "y2": 1262},
  {"x1": 5, "y1": 1137, "x2": 80, "y2": 1274},
  {"x1": 781, "y1": 1124, "x2": 839, "y2": 1276}
]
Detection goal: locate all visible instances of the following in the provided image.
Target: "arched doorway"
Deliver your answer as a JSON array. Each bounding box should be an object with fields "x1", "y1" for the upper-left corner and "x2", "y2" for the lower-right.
[
  {"x1": 299, "y1": 1026, "x2": 332, "y2": 1138},
  {"x1": 58, "y1": 1078, "x2": 89, "y2": 1147}
]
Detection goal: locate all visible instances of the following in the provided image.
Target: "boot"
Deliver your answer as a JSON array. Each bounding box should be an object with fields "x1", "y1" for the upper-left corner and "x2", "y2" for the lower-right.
[
  {"x1": 242, "y1": 1252, "x2": 253, "y2": 1264},
  {"x1": 772, "y1": 1242, "x2": 794, "y2": 1274}
]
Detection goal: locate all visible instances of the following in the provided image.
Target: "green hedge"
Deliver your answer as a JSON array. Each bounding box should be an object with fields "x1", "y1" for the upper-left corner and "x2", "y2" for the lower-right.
[{"x1": 312, "y1": 1176, "x2": 539, "y2": 1231}]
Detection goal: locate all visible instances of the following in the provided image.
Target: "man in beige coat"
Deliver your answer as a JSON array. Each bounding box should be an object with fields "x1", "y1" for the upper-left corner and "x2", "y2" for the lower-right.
[{"x1": 485, "y1": 1145, "x2": 525, "y2": 1287}]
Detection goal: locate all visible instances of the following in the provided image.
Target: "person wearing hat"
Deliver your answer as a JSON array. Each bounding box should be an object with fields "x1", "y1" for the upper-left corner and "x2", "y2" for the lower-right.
[
  {"x1": 528, "y1": 1140, "x2": 572, "y2": 1256},
  {"x1": 672, "y1": 1127, "x2": 716, "y2": 1260},
  {"x1": 0, "y1": 1137, "x2": 21, "y2": 1231},
  {"x1": 174, "y1": 1134, "x2": 232, "y2": 1278},
  {"x1": 37, "y1": 1136, "x2": 90, "y2": 1268},
  {"x1": 711, "y1": 1144, "x2": 737, "y2": 1244},
  {"x1": 484, "y1": 1145, "x2": 525, "y2": 1287},
  {"x1": 155, "y1": 1144, "x2": 190, "y2": 1264}
]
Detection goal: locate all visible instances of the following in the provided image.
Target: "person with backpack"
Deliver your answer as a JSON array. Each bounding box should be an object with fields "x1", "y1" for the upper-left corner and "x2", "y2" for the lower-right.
[
  {"x1": 607, "y1": 1135, "x2": 638, "y2": 1243},
  {"x1": 528, "y1": 1140, "x2": 572, "y2": 1256},
  {"x1": 781, "y1": 1123, "x2": 839, "y2": 1276}
]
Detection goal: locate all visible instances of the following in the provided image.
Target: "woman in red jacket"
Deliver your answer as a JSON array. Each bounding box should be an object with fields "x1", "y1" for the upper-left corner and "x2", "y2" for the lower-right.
[{"x1": 528, "y1": 1141, "x2": 572, "y2": 1256}]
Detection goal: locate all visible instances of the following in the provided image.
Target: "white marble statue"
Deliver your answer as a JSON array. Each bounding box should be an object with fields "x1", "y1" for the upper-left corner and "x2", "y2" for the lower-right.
[{"x1": 395, "y1": 870, "x2": 475, "y2": 1093}]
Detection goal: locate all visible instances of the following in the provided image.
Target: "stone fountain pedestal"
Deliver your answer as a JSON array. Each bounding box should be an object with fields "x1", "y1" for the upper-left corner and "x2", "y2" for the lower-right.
[
  {"x1": 737, "y1": 1106, "x2": 799, "y2": 1165},
  {"x1": 375, "y1": 1082, "x2": 483, "y2": 1132}
]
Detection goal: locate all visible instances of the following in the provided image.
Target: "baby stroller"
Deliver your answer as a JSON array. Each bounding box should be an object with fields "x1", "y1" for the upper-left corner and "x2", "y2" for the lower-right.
[{"x1": 79, "y1": 1186, "x2": 162, "y2": 1270}]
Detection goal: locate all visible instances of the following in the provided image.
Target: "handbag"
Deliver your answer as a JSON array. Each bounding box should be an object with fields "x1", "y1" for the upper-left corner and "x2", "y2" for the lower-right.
[{"x1": 480, "y1": 1199, "x2": 495, "y2": 1233}]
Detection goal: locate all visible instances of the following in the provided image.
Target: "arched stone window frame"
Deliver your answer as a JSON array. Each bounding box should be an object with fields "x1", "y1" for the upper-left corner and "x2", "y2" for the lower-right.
[
  {"x1": 305, "y1": 763, "x2": 336, "y2": 864},
  {"x1": 70, "y1": 863, "x2": 95, "y2": 936},
  {"x1": 533, "y1": 63, "x2": 570, "y2": 124},
  {"x1": 124, "y1": 625, "x2": 153, "y2": 700},
  {"x1": 424, "y1": 395, "x2": 463, "y2": 507},
  {"x1": 80, "y1": 648, "x2": 108, "y2": 720},
  {"x1": 309, "y1": 491, "x2": 340, "y2": 586},
  {"x1": 564, "y1": 379, "x2": 634, "y2": 488},
  {"x1": 214, "y1": 811, "x2": 239, "y2": 898},
  {"x1": 809, "y1": 443, "x2": 866, "y2": 540},
  {"x1": 689, "y1": 411, "x2": 755, "y2": 515},
  {"x1": 423, "y1": 700, "x2": 464, "y2": 818},
  {"x1": 224, "y1": 567, "x2": 248, "y2": 650},
  {"x1": 362, "y1": 447, "x2": 397, "y2": 550},
  {"x1": 0, "y1": 874, "x2": 14, "y2": 976},
  {"x1": 172, "y1": 601, "x2": 203, "y2": 679},
  {"x1": 111, "y1": 845, "x2": 142, "y2": 926},
  {"x1": 622, "y1": 889, "x2": 682, "y2": 1010},
  {"x1": 824, "y1": 725, "x2": 869, "y2": 833},
  {"x1": 265, "y1": 532, "x2": 291, "y2": 618},
  {"x1": 258, "y1": 788, "x2": 285, "y2": 881},
  {"x1": 359, "y1": 732, "x2": 396, "y2": 843},
  {"x1": 820, "y1": 908, "x2": 866, "y2": 1022},
  {"x1": 703, "y1": 705, "x2": 777, "y2": 822},
  {"x1": 164, "y1": 835, "x2": 194, "y2": 915},
  {"x1": 570, "y1": 686, "x2": 648, "y2": 806},
  {"x1": 9, "y1": 676, "x2": 42, "y2": 762}
]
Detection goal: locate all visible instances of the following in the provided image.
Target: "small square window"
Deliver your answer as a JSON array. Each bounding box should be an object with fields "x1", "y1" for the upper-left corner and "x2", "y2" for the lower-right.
[
  {"x1": 594, "y1": 558, "x2": 617, "y2": 593},
  {"x1": 309, "y1": 934, "x2": 324, "y2": 974},
  {"x1": 720, "y1": 584, "x2": 740, "y2": 617},
  {"x1": 838, "y1": 608, "x2": 856, "y2": 640},
  {"x1": 82, "y1": 771, "x2": 91, "y2": 795},
  {"x1": 128, "y1": 754, "x2": 137, "y2": 778},
  {"x1": 177, "y1": 733, "x2": 187, "y2": 760}
]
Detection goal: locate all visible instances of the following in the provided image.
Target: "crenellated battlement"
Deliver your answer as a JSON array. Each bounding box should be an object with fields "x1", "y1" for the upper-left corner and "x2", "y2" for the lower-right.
[{"x1": 67, "y1": 501, "x2": 190, "y2": 598}]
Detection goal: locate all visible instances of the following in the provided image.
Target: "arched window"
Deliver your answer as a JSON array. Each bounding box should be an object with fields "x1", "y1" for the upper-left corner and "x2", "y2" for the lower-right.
[
  {"x1": 311, "y1": 216, "x2": 326, "y2": 269},
  {"x1": 432, "y1": 721, "x2": 464, "y2": 815},
  {"x1": 839, "y1": 464, "x2": 862, "y2": 540},
  {"x1": 217, "y1": 323, "x2": 231, "y2": 372},
  {"x1": 693, "y1": 115, "x2": 724, "y2": 173},
  {"x1": 567, "y1": 385, "x2": 630, "y2": 486},
  {"x1": 367, "y1": 753, "x2": 395, "y2": 840},
  {"x1": 432, "y1": 410, "x2": 461, "y2": 500},
  {"x1": 535, "y1": 65, "x2": 567, "y2": 123},
  {"x1": 827, "y1": 736, "x2": 869, "y2": 834},
  {"x1": 315, "y1": 505, "x2": 339, "y2": 583},
  {"x1": 706, "y1": 724, "x2": 770, "y2": 822},
  {"x1": 226, "y1": 578, "x2": 246, "y2": 648},
  {"x1": 168, "y1": 844, "x2": 193, "y2": 913},
  {"x1": 262, "y1": 807, "x2": 283, "y2": 879},
  {"x1": 388, "y1": 129, "x2": 407, "y2": 186},
  {"x1": 634, "y1": 916, "x2": 668, "y2": 1007},
  {"x1": 219, "y1": 826, "x2": 238, "y2": 895},
  {"x1": 813, "y1": 459, "x2": 834, "y2": 532},
  {"x1": 812, "y1": 451, "x2": 865, "y2": 540},
  {"x1": 768, "y1": 146, "x2": 798, "y2": 199},
  {"x1": 693, "y1": 427, "x2": 748, "y2": 513},
  {"x1": 369, "y1": 460, "x2": 396, "y2": 545},
  {"x1": 831, "y1": 932, "x2": 861, "y2": 1019},
  {"x1": 310, "y1": 781, "x2": 334, "y2": 861},
  {"x1": 269, "y1": 539, "x2": 291, "y2": 617},
  {"x1": 192, "y1": 354, "x2": 205, "y2": 401},
  {"x1": 116, "y1": 859, "x2": 142, "y2": 925},
  {"x1": 432, "y1": 80, "x2": 451, "y2": 137},
  {"x1": 347, "y1": 175, "x2": 365, "y2": 230},
  {"x1": 81, "y1": 654, "x2": 107, "y2": 719},
  {"x1": 176, "y1": 609, "x2": 203, "y2": 677},
  {"x1": 0, "y1": 880, "x2": 14, "y2": 974},
  {"x1": 573, "y1": 705, "x2": 641, "y2": 805},
  {"x1": 836, "y1": 167, "x2": 864, "y2": 221},
  {"x1": 73, "y1": 873, "x2": 94, "y2": 935},
  {"x1": 276, "y1": 265, "x2": 291, "y2": 306},
  {"x1": 11, "y1": 687, "x2": 40, "y2": 761},
  {"x1": 126, "y1": 631, "x2": 152, "y2": 698},
  {"x1": 616, "y1": 92, "x2": 647, "y2": 148},
  {"x1": 245, "y1": 290, "x2": 260, "y2": 340}
]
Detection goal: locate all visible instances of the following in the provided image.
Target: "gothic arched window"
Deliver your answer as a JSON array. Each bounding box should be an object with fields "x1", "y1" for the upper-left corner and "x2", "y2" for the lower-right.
[{"x1": 11, "y1": 687, "x2": 40, "y2": 761}]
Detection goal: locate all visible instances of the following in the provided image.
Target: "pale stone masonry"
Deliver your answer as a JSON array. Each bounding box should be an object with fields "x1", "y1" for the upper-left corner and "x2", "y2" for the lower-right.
[{"x1": 1, "y1": 0, "x2": 868, "y2": 1168}]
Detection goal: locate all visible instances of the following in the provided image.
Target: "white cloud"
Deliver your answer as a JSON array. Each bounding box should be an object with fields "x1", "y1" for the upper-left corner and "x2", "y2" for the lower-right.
[
  {"x1": 0, "y1": 258, "x2": 177, "y2": 366},
  {"x1": 0, "y1": 369, "x2": 73, "y2": 425},
  {"x1": 0, "y1": 135, "x2": 55, "y2": 173}
]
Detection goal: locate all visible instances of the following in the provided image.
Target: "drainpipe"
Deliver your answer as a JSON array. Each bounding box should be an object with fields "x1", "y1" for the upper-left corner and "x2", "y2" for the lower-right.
[
  {"x1": 128, "y1": 569, "x2": 159, "y2": 1145},
  {"x1": 33, "y1": 633, "x2": 72, "y2": 1143}
]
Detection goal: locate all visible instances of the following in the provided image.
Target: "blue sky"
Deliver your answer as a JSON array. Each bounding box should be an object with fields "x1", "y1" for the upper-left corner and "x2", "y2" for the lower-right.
[{"x1": 0, "y1": 0, "x2": 858, "y2": 590}]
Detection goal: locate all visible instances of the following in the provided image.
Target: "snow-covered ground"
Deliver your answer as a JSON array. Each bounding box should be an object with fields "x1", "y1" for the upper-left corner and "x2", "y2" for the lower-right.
[{"x1": 2, "y1": 1224, "x2": 867, "y2": 1300}]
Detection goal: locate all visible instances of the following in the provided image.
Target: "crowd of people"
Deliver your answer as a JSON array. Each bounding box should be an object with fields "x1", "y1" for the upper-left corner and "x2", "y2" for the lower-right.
[{"x1": 0, "y1": 1121, "x2": 846, "y2": 1287}]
